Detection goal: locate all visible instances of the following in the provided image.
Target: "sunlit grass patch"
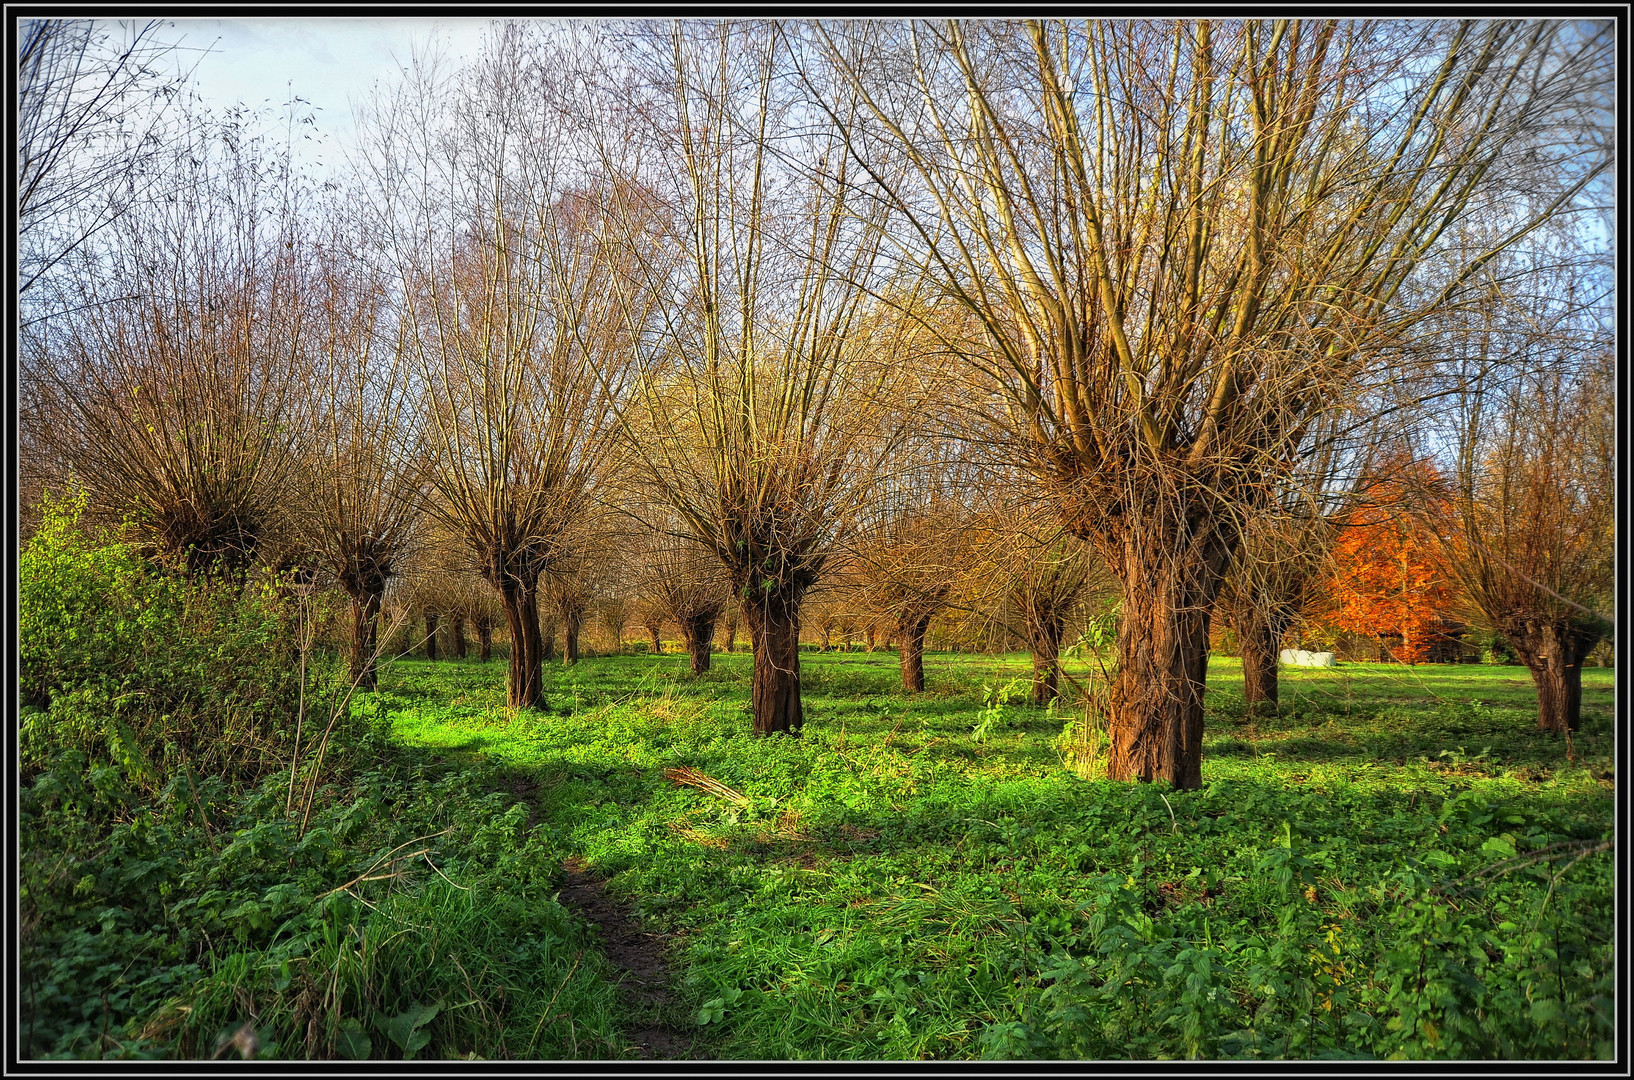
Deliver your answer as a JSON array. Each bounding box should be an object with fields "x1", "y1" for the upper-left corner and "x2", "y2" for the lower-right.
[{"x1": 377, "y1": 649, "x2": 1613, "y2": 1060}]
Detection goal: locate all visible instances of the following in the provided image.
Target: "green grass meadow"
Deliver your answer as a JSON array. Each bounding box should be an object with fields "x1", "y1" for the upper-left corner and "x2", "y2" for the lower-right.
[{"x1": 364, "y1": 648, "x2": 1614, "y2": 1060}]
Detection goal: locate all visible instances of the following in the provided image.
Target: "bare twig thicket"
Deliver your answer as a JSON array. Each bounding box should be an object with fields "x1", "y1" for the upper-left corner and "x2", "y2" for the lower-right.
[
  {"x1": 22, "y1": 108, "x2": 312, "y2": 580},
  {"x1": 17, "y1": 18, "x2": 200, "y2": 305},
  {"x1": 810, "y1": 18, "x2": 1612, "y2": 786},
  {"x1": 591, "y1": 21, "x2": 917, "y2": 734},
  {"x1": 360, "y1": 25, "x2": 634, "y2": 708},
  {"x1": 1435, "y1": 349, "x2": 1613, "y2": 734}
]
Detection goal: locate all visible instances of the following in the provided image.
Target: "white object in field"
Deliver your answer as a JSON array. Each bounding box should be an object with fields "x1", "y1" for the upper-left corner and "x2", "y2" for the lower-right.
[{"x1": 1279, "y1": 649, "x2": 1335, "y2": 667}]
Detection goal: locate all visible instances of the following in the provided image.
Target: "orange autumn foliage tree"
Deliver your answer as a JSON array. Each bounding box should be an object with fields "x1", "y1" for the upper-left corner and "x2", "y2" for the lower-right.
[{"x1": 1325, "y1": 460, "x2": 1458, "y2": 664}]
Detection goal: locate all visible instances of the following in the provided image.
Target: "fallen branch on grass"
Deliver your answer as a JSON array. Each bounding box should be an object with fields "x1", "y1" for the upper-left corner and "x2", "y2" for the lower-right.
[{"x1": 664, "y1": 767, "x2": 750, "y2": 807}]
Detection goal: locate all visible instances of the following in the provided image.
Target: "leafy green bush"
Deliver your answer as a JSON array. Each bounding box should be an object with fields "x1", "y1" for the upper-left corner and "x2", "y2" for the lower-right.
[
  {"x1": 20, "y1": 490, "x2": 303, "y2": 782},
  {"x1": 19, "y1": 494, "x2": 626, "y2": 1060}
]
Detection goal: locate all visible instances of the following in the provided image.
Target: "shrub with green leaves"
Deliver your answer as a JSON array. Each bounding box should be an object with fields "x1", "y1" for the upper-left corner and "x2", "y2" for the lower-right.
[{"x1": 20, "y1": 490, "x2": 303, "y2": 782}]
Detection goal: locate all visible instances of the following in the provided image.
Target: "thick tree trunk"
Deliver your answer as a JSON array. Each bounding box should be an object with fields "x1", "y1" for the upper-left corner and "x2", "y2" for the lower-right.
[
  {"x1": 682, "y1": 614, "x2": 717, "y2": 675},
  {"x1": 424, "y1": 612, "x2": 440, "y2": 661},
  {"x1": 744, "y1": 596, "x2": 804, "y2": 736},
  {"x1": 563, "y1": 609, "x2": 581, "y2": 665},
  {"x1": 1507, "y1": 618, "x2": 1601, "y2": 733},
  {"x1": 721, "y1": 610, "x2": 738, "y2": 653},
  {"x1": 476, "y1": 616, "x2": 493, "y2": 662},
  {"x1": 899, "y1": 613, "x2": 932, "y2": 692},
  {"x1": 450, "y1": 612, "x2": 467, "y2": 660},
  {"x1": 1025, "y1": 615, "x2": 1064, "y2": 705},
  {"x1": 348, "y1": 591, "x2": 383, "y2": 690},
  {"x1": 500, "y1": 586, "x2": 545, "y2": 709},
  {"x1": 866, "y1": 625, "x2": 878, "y2": 652},
  {"x1": 646, "y1": 622, "x2": 663, "y2": 655},
  {"x1": 1104, "y1": 533, "x2": 1233, "y2": 790}
]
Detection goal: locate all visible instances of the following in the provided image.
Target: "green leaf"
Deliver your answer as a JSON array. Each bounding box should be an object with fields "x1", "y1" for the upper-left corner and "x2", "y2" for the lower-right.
[
  {"x1": 376, "y1": 1001, "x2": 441, "y2": 1059},
  {"x1": 336, "y1": 1021, "x2": 371, "y2": 1060}
]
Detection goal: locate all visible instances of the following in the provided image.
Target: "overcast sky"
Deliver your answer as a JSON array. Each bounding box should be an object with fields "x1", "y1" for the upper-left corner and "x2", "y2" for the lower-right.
[{"x1": 167, "y1": 17, "x2": 498, "y2": 171}]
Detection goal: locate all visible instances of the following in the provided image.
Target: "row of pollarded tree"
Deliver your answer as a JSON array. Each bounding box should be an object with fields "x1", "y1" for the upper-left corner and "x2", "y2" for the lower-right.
[
  {"x1": 379, "y1": 474, "x2": 1122, "y2": 711},
  {"x1": 20, "y1": 18, "x2": 1612, "y2": 787}
]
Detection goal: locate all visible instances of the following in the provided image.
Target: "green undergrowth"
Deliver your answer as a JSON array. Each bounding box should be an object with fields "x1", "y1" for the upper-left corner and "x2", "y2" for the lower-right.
[
  {"x1": 20, "y1": 502, "x2": 1615, "y2": 1063},
  {"x1": 19, "y1": 501, "x2": 627, "y2": 1060},
  {"x1": 20, "y1": 737, "x2": 628, "y2": 1060},
  {"x1": 380, "y1": 651, "x2": 1614, "y2": 1061}
]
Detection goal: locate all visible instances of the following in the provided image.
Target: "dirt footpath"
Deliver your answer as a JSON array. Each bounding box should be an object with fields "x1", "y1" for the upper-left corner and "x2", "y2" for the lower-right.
[{"x1": 556, "y1": 857, "x2": 707, "y2": 1060}]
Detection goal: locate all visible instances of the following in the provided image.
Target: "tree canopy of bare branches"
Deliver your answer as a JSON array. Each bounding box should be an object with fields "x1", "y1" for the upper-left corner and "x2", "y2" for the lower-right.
[
  {"x1": 361, "y1": 25, "x2": 634, "y2": 707},
  {"x1": 22, "y1": 108, "x2": 313, "y2": 580},
  {"x1": 594, "y1": 21, "x2": 916, "y2": 734},
  {"x1": 17, "y1": 18, "x2": 200, "y2": 310},
  {"x1": 812, "y1": 17, "x2": 1612, "y2": 786}
]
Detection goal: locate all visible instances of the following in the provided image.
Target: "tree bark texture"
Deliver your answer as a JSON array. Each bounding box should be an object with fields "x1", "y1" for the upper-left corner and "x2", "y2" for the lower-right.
[
  {"x1": 562, "y1": 609, "x2": 581, "y2": 665},
  {"x1": 1102, "y1": 529, "x2": 1234, "y2": 790},
  {"x1": 1506, "y1": 618, "x2": 1602, "y2": 733},
  {"x1": 682, "y1": 613, "x2": 717, "y2": 675},
  {"x1": 500, "y1": 585, "x2": 545, "y2": 709},
  {"x1": 720, "y1": 610, "x2": 737, "y2": 653},
  {"x1": 476, "y1": 616, "x2": 493, "y2": 662},
  {"x1": 646, "y1": 622, "x2": 663, "y2": 655},
  {"x1": 541, "y1": 615, "x2": 558, "y2": 662},
  {"x1": 1235, "y1": 605, "x2": 1294, "y2": 708},
  {"x1": 450, "y1": 612, "x2": 467, "y2": 660},
  {"x1": 348, "y1": 591, "x2": 383, "y2": 690},
  {"x1": 1024, "y1": 614, "x2": 1064, "y2": 705},
  {"x1": 899, "y1": 613, "x2": 932, "y2": 692},
  {"x1": 743, "y1": 595, "x2": 804, "y2": 736},
  {"x1": 424, "y1": 612, "x2": 440, "y2": 661}
]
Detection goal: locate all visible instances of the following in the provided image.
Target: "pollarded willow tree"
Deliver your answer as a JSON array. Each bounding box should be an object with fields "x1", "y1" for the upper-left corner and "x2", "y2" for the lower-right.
[
  {"x1": 958, "y1": 493, "x2": 1113, "y2": 706},
  {"x1": 299, "y1": 212, "x2": 422, "y2": 689},
  {"x1": 21, "y1": 105, "x2": 313, "y2": 580},
  {"x1": 632, "y1": 517, "x2": 733, "y2": 676},
  {"x1": 1441, "y1": 362, "x2": 1613, "y2": 733},
  {"x1": 591, "y1": 21, "x2": 915, "y2": 735},
  {"x1": 813, "y1": 17, "x2": 1612, "y2": 787},
  {"x1": 1221, "y1": 412, "x2": 1388, "y2": 707},
  {"x1": 848, "y1": 454, "x2": 981, "y2": 693},
  {"x1": 1422, "y1": 239, "x2": 1614, "y2": 734},
  {"x1": 360, "y1": 24, "x2": 635, "y2": 708}
]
